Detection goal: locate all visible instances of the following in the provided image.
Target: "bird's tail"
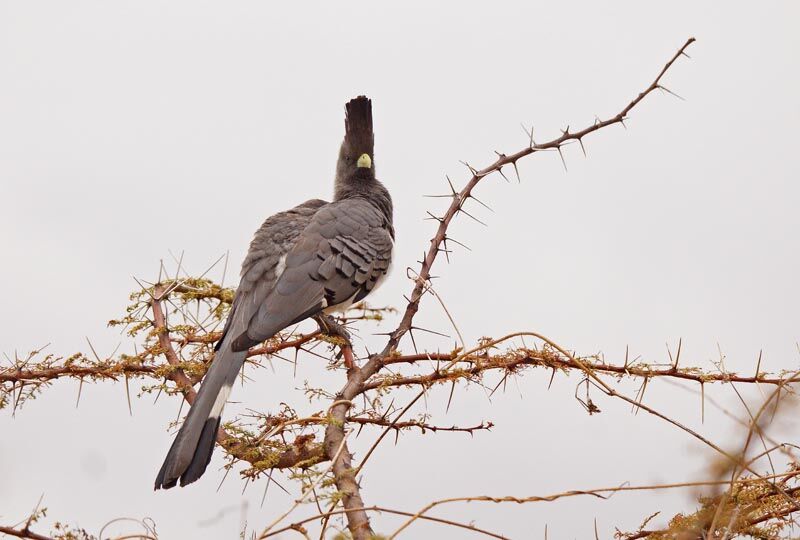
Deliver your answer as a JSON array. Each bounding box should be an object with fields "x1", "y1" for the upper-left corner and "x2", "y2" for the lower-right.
[
  {"x1": 344, "y1": 95, "x2": 373, "y2": 155},
  {"x1": 154, "y1": 339, "x2": 247, "y2": 489}
]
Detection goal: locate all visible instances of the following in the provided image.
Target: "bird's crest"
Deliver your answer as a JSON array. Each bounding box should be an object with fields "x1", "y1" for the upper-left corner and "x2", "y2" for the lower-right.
[{"x1": 344, "y1": 96, "x2": 374, "y2": 156}]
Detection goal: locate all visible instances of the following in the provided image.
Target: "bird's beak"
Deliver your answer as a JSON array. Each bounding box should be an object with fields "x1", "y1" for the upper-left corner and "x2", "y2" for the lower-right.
[{"x1": 357, "y1": 153, "x2": 372, "y2": 169}]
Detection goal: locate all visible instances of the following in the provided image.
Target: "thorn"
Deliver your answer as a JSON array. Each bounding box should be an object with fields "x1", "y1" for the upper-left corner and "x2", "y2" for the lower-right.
[
  {"x1": 548, "y1": 367, "x2": 556, "y2": 390},
  {"x1": 657, "y1": 85, "x2": 685, "y2": 101},
  {"x1": 489, "y1": 373, "x2": 508, "y2": 397},
  {"x1": 459, "y1": 160, "x2": 479, "y2": 176},
  {"x1": 700, "y1": 382, "x2": 705, "y2": 423},
  {"x1": 632, "y1": 377, "x2": 649, "y2": 415},
  {"x1": 445, "y1": 175, "x2": 459, "y2": 196},
  {"x1": 445, "y1": 236, "x2": 472, "y2": 251},
  {"x1": 85, "y1": 337, "x2": 102, "y2": 362},
  {"x1": 125, "y1": 375, "x2": 133, "y2": 416},
  {"x1": 260, "y1": 472, "x2": 272, "y2": 507},
  {"x1": 441, "y1": 237, "x2": 451, "y2": 264},
  {"x1": 409, "y1": 325, "x2": 450, "y2": 338},
  {"x1": 76, "y1": 377, "x2": 84, "y2": 408},
  {"x1": 578, "y1": 137, "x2": 587, "y2": 158},
  {"x1": 457, "y1": 207, "x2": 488, "y2": 227},
  {"x1": 220, "y1": 250, "x2": 230, "y2": 289},
  {"x1": 425, "y1": 211, "x2": 445, "y2": 223},
  {"x1": 132, "y1": 276, "x2": 156, "y2": 301},
  {"x1": 466, "y1": 193, "x2": 494, "y2": 213},
  {"x1": 557, "y1": 146, "x2": 568, "y2": 172},
  {"x1": 755, "y1": 349, "x2": 763, "y2": 378},
  {"x1": 619, "y1": 117, "x2": 628, "y2": 130},
  {"x1": 521, "y1": 123, "x2": 536, "y2": 147},
  {"x1": 497, "y1": 166, "x2": 510, "y2": 183},
  {"x1": 408, "y1": 327, "x2": 419, "y2": 355},
  {"x1": 446, "y1": 380, "x2": 456, "y2": 413},
  {"x1": 511, "y1": 160, "x2": 521, "y2": 183}
]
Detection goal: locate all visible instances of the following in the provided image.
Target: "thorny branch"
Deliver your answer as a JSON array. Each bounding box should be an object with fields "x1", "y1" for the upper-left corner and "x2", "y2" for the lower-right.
[
  {"x1": 0, "y1": 525, "x2": 54, "y2": 540},
  {"x1": 316, "y1": 37, "x2": 698, "y2": 539},
  {"x1": 0, "y1": 502, "x2": 157, "y2": 540}
]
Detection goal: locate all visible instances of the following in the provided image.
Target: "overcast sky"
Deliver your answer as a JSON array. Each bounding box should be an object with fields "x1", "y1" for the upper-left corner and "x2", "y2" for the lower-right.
[{"x1": 2, "y1": 2, "x2": 799, "y2": 539}]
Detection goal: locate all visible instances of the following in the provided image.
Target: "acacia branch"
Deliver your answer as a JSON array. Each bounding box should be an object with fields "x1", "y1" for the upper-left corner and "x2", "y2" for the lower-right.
[
  {"x1": 0, "y1": 525, "x2": 54, "y2": 540},
  {"x1": 260, "y1": 504, "x2": 507, "y2": 539},
  {"x1": 349, "y1": 416, "x2": 493, "y2": 435},
  {"x1": 366, "y1": 348, "x2": 800, "y2": 392},
  {"x1": 320, "y1": 37, "x2": 696, "y2": 539},
  {"x1": 389, "y1": 471, "x2": 800, "y2": 539},
  {"x1": 0, "y1": 331, "x2": 319, "y2": 388},
  {"x1": 379, "y1": 37, "x2": 696, "y2": 360}
]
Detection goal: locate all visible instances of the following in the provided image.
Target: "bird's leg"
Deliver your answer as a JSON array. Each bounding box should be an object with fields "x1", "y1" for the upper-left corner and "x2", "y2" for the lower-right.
[{"x1": 313, "y1": 314, "x2": 356, "y2": 370}]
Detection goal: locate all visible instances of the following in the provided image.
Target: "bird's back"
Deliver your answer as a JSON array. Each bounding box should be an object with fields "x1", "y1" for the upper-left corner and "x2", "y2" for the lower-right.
[{"x1": 223, "y1": 198, "x2": 328, "y2": 344}]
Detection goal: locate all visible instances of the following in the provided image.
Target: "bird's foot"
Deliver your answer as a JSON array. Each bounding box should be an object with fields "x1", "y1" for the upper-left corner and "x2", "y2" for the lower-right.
[{"x1": 313, "y1": 314, "x2": 356, "y2": 370}]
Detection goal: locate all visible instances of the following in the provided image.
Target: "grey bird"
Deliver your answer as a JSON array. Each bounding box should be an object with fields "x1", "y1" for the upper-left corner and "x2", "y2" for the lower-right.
[{"x1": 154, "y1": 96, "x2": 393, "y2": 489}]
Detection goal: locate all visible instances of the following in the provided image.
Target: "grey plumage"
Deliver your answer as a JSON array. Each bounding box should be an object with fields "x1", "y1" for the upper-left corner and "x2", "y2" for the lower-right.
[{"x1": 154, "y1": 96, "x2": 393, "y2": 489}]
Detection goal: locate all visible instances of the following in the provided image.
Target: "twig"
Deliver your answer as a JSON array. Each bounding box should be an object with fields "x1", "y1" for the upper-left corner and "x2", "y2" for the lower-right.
[
  {"x1": 260, "y1": 505, "x2": 507, "y2": 539},
  {"x1": 388, "y1": 472, "x2": 800, "y2": 539},
  {"x1": 258, "y1": 432, "x2": 350, "y2": 538},
  {"x1": 0, "y1": 525, "x2": 54, "y2": 540}
]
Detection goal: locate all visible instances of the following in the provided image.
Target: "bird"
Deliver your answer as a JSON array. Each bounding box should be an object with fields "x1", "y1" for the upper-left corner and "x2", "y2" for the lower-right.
[{"x1": 154, "y1": 96, "x2": 394, "y2": 489}]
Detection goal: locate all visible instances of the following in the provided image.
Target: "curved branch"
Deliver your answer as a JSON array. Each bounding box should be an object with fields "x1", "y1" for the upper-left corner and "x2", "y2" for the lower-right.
[{"x1": 321, "y1": 37, "x2": 697, "y2": 539}]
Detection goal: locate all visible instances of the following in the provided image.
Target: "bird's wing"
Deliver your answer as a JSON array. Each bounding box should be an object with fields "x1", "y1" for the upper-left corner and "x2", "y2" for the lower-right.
[
  {"x1": 232, "y1": 197, "x2": 393, "y2": 351},
  {"x1": 215, "y1": 198, "x2": 327, "y2": 350}
]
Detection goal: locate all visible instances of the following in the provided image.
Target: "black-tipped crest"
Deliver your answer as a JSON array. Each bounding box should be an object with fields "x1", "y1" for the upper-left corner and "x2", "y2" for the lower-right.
[{"x1": 344, "y1": 96, "x2": 374, "y2": 156}]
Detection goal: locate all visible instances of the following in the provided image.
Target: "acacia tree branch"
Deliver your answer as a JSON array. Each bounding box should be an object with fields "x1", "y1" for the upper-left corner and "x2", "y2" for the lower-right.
[
  {"x1": 0, "y1": 332, "x2": 319, "y2": 387},
  {"x1": 349, "y1": 416, "x2": 493, "y2": 435},
  {"x1": 319, "y1": 37, "x2": 696, "y2": 539},
  {"x1": 368, "y1": 348, "x2": 800, "y2": 392},
  {"x1": 259, "y1": 504, "x2": 507, "y2": 540},
  {"x1": 0, "y1": 525, "x2": 54, "y2": 540},
  {"x1": 388, "y1": 471, "x2": 800, "y2": 539},
  {"x1": 378, "y1": 37, "x2": 696, "y2": 361},
  {"x1": 3, "y1": 336, "x2": 793, "y2": 393}
]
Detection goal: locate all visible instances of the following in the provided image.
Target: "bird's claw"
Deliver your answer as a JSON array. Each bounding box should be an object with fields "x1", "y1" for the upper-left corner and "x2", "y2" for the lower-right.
[{"x1": 314, "y1": 314, "x2": 356, "y2": 369}]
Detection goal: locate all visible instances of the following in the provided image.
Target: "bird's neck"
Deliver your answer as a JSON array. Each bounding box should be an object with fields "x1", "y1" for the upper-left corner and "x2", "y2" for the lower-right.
[{"x1": 334, "y1": 176, "x2": 394, "y2": 226}]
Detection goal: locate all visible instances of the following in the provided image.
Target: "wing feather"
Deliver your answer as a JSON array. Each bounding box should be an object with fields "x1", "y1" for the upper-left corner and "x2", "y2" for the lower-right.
[{"x1": 236, "y1": 198, "x2": 393, "y2": 349}]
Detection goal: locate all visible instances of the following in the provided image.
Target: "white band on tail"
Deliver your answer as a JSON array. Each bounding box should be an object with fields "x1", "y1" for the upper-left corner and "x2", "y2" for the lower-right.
[{"x1": 210, "y1": 383, "x2": 232, "y2": 419}]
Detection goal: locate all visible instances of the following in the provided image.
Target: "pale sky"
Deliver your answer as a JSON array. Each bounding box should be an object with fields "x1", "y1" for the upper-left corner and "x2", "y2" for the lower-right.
[{"x1": 1, "y1": 2, "x2": 799, "y2": 539}]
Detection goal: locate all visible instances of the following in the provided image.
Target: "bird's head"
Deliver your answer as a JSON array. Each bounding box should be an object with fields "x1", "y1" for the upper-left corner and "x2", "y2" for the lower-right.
[{"x1": 337, "y1": 95, "x2": 375, "y2": 182}]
